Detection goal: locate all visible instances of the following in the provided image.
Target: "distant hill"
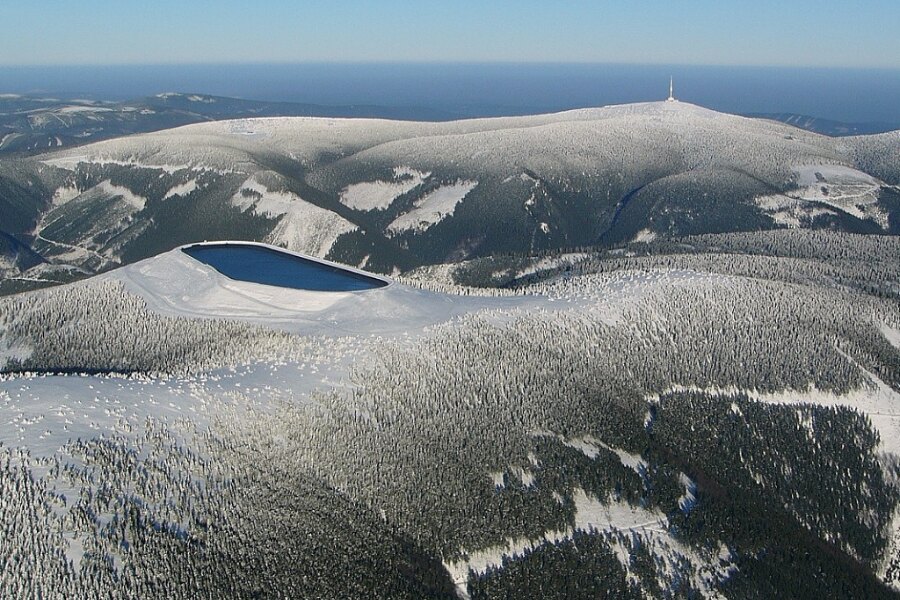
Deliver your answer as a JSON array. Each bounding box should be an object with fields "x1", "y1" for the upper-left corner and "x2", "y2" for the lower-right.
[
  {"x1": 0, "y1": 100, "x2": 898, "y2": 293},
  {"x1": 0, "y1": 92, "x2": 456, "y2": 156},
  {"x1": 748, "y1": 112, "x2": 900, "y2": 136},
  {"x1": 6, "y1": 91, "x2": 898, "y2": 159}
]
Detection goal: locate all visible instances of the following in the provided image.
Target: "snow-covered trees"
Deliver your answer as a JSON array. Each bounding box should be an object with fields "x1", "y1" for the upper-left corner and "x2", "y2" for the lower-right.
[
  {"x1": 0, "y1": 281, "x2": 306, "y2": 375},
  {"x1": 1, "y1": 229, "x2": 898, "y2": 597}
]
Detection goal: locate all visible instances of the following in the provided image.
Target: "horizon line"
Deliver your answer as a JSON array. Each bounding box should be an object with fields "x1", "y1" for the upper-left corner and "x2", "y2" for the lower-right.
[{"x1": 1, "y1": 60, "x2": 899, "y2": 72}]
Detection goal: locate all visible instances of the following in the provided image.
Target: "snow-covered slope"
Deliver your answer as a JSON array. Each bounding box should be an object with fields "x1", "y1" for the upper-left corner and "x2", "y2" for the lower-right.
[
  {"x1": 39, "y1": 101, "x2": 840, "y2": 195},
  {"x1": 1, "y1": 238, "x2": 899, "y2": 597},
  {"x1": 340, "y1": 167, "x2": 430, "y2": 211},
  {"x1": 230, "y1": 175, "x2": 357, "y2": 257},
  {"x1": 104, "y1": 243, "x2": 534, "y2": 336},
  {"x1": 3, "y1": 100, "x2": 898, "y2": 292},
  {"x1": 388, "y1": 180, "x2": 477, "y2": 233}
]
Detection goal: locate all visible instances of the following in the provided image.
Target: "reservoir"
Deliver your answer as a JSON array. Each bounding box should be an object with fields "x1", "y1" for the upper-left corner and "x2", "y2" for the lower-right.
[{"x1": 182, "y1": 243, "x2": 388, "y2": 292}]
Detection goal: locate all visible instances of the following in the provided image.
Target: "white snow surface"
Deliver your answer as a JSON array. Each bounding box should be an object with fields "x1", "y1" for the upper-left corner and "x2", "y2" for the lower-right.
[
  {"x1": 793, "y1": 164, "x2": 878, "y2": 187},
  {"x1": 163, "y1": 179, "x2": 199, "y2": 200},
  {"x1": 95, "y1": 180, "x2": 146, "y2": 210},
  {"x1": 103, "y1": 243, "x2": 538, "y2": 337},
  {"x1": 339, "y1": 167, "x2": 430, "y2": 211},
  {"x1": 0, "y1": 133, "x2": 19, "y2": 148},
  {"x1": 632, "y1": 229, "x2": 658, "y2": 243},
  {"x1": 572, "y1": 487, "x2": 667, "y2": 533},
  {"x1": 444, "y1": 487, "x2": 733, "y2": 599},
  {"x1": 56, "y1": 105, "x2": 114, "y2": 114},
  {"x1": 388, "y1": 180, "x2": 477, "y2": 233},
  {"x1": 880, "y1": 322, "x2": 900, "y2": 351},
  {"x1": 39, "y1": 100, "x2": 839, "y2": 188},
  {"x1": 43, "y1": 155, "x2": 197, "y2": 175},
  {"x1": 755, "y1": 193, "x2": 837, "y2": 228},
  {"x1": 786, "y1": 165, "x2": 888, "y2": 229},
  {"x1": 231, "y1": 177, "x2": 357, "y2": 257}
]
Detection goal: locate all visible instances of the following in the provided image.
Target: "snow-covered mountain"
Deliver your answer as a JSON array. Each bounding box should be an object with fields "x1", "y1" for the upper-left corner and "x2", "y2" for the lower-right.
[
  {"x1": 1, "y1": 101, "x2": 898, "y2": 294},
  {"x1": 1, "y1": 235, "x2": 899, "y2": 597},
  {"x1": 0, "y1": 92, "x2": 455, "y2": 156}
]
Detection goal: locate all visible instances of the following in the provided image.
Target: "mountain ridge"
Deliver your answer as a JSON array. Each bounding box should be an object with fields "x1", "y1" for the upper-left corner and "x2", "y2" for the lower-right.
[{"x1": 0, "y1": 100, "x2": 898, "y2": 294}]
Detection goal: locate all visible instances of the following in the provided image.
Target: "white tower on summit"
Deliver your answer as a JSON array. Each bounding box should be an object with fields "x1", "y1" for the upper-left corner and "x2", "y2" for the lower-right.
[{"x1": 667, "y1": 76, "x2": 676, "y2": 103}]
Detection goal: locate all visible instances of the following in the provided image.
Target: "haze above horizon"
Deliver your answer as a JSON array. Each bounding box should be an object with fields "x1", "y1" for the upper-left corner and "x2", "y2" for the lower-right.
[
  {"x1": 3, "y1": 0, "x2": 899, "y2": 69},
  {"x1": 3, "y1": 63, "x2": 899, "y2": 125}
]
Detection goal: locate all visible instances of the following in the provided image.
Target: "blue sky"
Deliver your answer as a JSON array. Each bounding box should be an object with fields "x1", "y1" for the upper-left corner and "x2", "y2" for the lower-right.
[{"x1": 3, "y1": 0, "x2": 898, "y2": 68}]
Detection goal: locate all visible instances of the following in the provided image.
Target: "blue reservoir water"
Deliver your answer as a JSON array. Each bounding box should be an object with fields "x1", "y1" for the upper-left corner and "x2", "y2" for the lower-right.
[{"x1": 182, "y1": 244, "x2": 387, "y2": 292}]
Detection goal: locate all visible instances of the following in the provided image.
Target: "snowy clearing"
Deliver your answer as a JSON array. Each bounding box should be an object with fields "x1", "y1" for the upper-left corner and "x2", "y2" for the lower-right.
[
  {"x1": 231, "y1": 177, "x2": 357, "y2": 257},
  {"x1": 793, "y1": 164, "x2": 879, "y2": 187},
  {"x1": 445, "y1": 488, "x2": 732, "y2": 599},
  {"x1": 632, "y1": 229, "x2": 658, "y2": 243},
  {"x1": 95, "y1": 180, "x2": 147, "y2": 210},
  {"x1": 339, "y1": 167, "x2": 430, "y2": 211},
  {"x1": 388, "y1": 180, "x2": 478, "y2": 234},
  {"x1": 755, "y1": 193, "x2": 838, "y2": 228},
  {"x1": 880, "y1": 322, "x2": 900, "y2": 351},
  {"x1": 163, "y1": 179, "x2": 199, "y2": 200},
  {"x1": 787, "y1": 165, "x2": 888, "y2": 229},
  {"x1": 43, "y1": 155, "x2": 197, "y2": 175},
  {"x1": 56, "y1": 106, "x2": 115, "y2": 114}
]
